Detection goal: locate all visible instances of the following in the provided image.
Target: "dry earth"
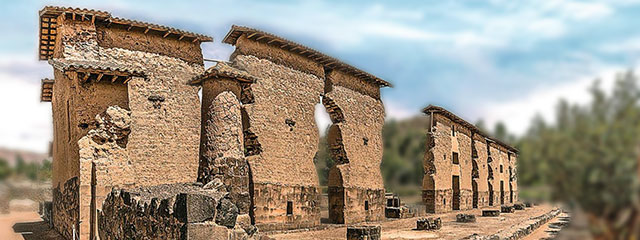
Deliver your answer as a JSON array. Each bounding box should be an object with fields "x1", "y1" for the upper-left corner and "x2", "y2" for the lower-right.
[{"x1": 270, "y1": 205, "x2": 556, "y2": 240}]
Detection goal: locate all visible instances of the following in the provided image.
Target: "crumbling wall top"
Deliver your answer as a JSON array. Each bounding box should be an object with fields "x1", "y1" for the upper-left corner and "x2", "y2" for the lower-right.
[
  {"x1": 223, "y1": 25, "x2": 392, "y2": 88},
  {"x1": 189, "y1": 61, "x2": 257, "y2": 85},
  {"x1": 423, "y1": 105, "x2": 518, "y2": 153},
  {"x1": 38, "y1": 6, "x2": 212, "y2": 60}
]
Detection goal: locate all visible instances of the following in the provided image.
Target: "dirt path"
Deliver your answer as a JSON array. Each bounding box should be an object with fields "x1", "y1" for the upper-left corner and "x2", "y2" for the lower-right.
[
  {"x1": 0, "y1": 211, "x2": 63, "y2": 240},
  {"x1": 270, "y1": 205, "x2": 556, "y2": 240}
]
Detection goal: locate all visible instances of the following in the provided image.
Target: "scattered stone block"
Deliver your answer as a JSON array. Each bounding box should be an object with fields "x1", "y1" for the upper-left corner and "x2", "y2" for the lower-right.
[
  {"x1": 174, "y1": 192, "x2": 217, "y2": 223},
  {"x1": 347, "y1": 225, "x2": 381, "y2": 240},
  {"x1": 482, "y1": 210, "x2": 500, "y2": 217},
  {"x1": 456, "y1": 214, "x2": 476, "y2": 223},
  {"x1": 513, "y1": 203, "x2": 526, "y2": 210},
  {"x1": 416, "y1": 217, "x2": 442, "y2": 230},
  {"x1": 216, "y1": 198, "x2": 239, "y2": 228},
  {"x1": 385, "y1": 207, "x2": 401, "y2": 218},
  {"x1": 501, "y1": 206, "x2": 515, "y2": 213},
  {"x1": 524, "y1": 202, "x2": 533, "y2": 208}
]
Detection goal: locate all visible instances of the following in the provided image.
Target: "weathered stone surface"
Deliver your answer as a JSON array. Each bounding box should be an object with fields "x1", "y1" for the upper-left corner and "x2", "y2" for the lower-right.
[
  {"x1": 513, "y1": 203, "x2": 526, "y2": 210},
  {"x1": 216, "y1": 198, "x2": 239, "y2": 228},
  {"x1": 416, "y1": 217, "x2": 442, "y2": 230},
  {"x1": 385, "y1": 207, "x2": 401, "y2": 218},
  {"x1": 456, "y1": 214, "x2": 477, "y2": 223},
  {"x1": 501, "y1": 205, "x2": 515, "y2": 213},
  {"x1": 98, "y1": 183, "x2": 228, "y2": 240},
  {"x1": 346, "y1": 225, "x2": 381, "y2": 240},
  {"x1": 184, "y1": 222, "x2": 230, "y2": 240},
  {"x1": 482, "y1": 210, "x2": 501, "y2": 217},
  {"x1": 175, "y1": 192, "x2": 218, "y2": 223}
]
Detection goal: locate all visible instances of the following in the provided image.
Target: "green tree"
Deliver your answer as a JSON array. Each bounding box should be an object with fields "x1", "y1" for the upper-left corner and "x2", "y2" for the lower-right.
[
  {"x1": 0, "y1": 158, "x2": 11, "y2": 180},
  {"x1": 516, "y1": 71, "x2": 640, "y2": 238}
]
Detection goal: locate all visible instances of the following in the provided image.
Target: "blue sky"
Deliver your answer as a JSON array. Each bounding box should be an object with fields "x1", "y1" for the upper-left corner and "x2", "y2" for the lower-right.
[{"x1": 2, "y1": 0, "x2": 640, "y2": 152}]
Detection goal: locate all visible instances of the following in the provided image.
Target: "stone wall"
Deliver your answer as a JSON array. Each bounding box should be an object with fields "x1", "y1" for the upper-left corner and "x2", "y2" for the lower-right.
[
  {"x1": 49, "y1": 15, "x2": 204, "y2": 239},
  {"x1": 98, "y1": 183, "x2": 260, "y2": 239},
  {"x1": 52, "y1": 177, "x2": 79, "y2": 240}
]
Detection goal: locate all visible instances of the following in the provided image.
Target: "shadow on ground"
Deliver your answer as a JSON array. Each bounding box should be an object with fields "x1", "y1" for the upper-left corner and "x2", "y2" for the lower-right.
[{"x1": 13, "y1": 221, "x2": 63, "y2": 240}]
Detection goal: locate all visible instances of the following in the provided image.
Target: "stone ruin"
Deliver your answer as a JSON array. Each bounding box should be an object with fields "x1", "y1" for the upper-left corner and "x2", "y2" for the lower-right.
[
  {"x1": 416, "y1": 217, "x2": 442, "y2": 230},
  {"x1": 422, "y1": 105, "x2": 519, "y2": 214},
  {"x1": 38, "y1": 6, "x2": 393, "y2": 239}
]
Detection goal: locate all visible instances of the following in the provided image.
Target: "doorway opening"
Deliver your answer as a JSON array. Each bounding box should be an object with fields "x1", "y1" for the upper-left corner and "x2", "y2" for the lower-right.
[
  {"x1": 500, "y1": 181, "x2": 505, "y2": 205},
  {"x1": 472, "y1": 180, "x2": 478, "y2": 208},
  {"x1": 452, "y1": 175, "x2": 460, "y2": 210}
]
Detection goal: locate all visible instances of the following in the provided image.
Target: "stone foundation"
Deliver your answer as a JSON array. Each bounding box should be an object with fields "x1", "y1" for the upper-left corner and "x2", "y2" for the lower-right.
[
  {"x1": 252, "y1": 182, "x2": 320, "y2": 232},
  {"x1": 52, "y1": 177, "x2": 79, "y2": 240},
  {"x1": 98, "y1": 183, "x2": 260, "y2": 239}
]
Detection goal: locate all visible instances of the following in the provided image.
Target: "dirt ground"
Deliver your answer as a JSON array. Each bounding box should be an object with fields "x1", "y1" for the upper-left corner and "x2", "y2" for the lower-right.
[
  {"x1": 270, "y1": 205, "x2": 557, "y2": 240},
  {"x1": 0, "y1": 211, "x2": 63, "y2": 240}
]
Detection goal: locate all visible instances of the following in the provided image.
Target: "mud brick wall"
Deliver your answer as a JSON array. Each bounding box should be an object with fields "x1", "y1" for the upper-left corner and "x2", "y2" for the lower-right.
[
  {"x1": 231, "y1": 37, "x2": 324, "y2": 230},
  {"x1": 52, "y1": 177, "x2": 79, "y2": 240},
  {"x1": 510, "y1": 154, "x2": 518, "y2": 203},
  {"x1": 488, "y1": 144, "x2": 505, "y2": 205},
  {"x1": 50, "y1": 15, "x2": 204, "y2": 239},
  {"x1": 78, "y1": 106, "x2": 135, "y2": 239},
  {"x1": 57, "y1": 15, "x2": 203, "y2": 187},
  {"x1": 473, "y1": 137, "x2": 490, "y2": 208},
  {"x1": 324, "y1": 69, "x2": 386, "y2": 223},
  {"x1": 423, "y1": 114, "x2": 475, "y2": 213},
  {"x1": 456, "y1": 129, "x2": 474, "y2": 210}
]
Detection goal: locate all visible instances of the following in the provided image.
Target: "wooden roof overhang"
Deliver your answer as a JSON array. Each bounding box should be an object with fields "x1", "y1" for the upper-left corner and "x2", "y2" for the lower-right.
[
  {"x1": 422, "y1": 104, "x2": 519, "y2": 153},
  {"x1": 189, "y1": 61, "x2": 257, "y2": 86},
  {"x1": 222, "y1": 25, "x2": 392, "y2": 88},
  {"x1": 40, "y1": 78, "x2": 54, "y2": 102},
  {"x1": 49, "y1": 59, "x2": 144, "y2": 85},
  {"x1": 38, "y1": 6, "x2": 213, "y2": 60}
]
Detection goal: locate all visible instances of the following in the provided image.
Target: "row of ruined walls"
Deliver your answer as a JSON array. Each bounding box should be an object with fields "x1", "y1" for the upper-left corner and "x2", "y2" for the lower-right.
[
  {"x1": 195, "y1": 33, "x2": 387, "y2": 230},
  {"x1": 50, "y1": 15, "x2": 204, "y2": 240},
  {"x1": 423, "y1": 113, "x2": 518, "y2": 213}
]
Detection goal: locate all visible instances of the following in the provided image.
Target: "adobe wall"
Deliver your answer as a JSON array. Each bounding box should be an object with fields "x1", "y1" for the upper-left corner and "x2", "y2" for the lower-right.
[
  {"x1": 472, "y1": 136, "x2": 490, "y2": 208},
  {"x1": 51, "y1": 15, "x2": 204, "y2": 239},
  {"x1": 95, "y1": 22, "x2": 204, "y2": 64},
  {"x1": 488, "y1": 144, "x2": 507, "y2": 205},
  {"x1": 422, "y1": 113, "x2": 474, "y2": 213},
  {"x1": 324, "y1": 69, "x2": 386, "y2": 223},
  {"x1": 231, "y1": 48, "x2": 323, "y2": 230}
]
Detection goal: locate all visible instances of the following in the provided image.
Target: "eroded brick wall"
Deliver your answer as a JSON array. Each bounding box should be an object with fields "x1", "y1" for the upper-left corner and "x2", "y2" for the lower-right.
[
  {"x1": 50, "y1": 15, "x2": 204, "y2": 239},
  {"x1": 232, "y1": 51, "x2": 323, "y2": 230},
  {"x1": 472, "y1": 136, "x2": 491, "y2": 208},
  {"x1": 324, "y1": 69, "x2": 386, "y2": 224},
  {"x1": 423, "y1": 114, "x2": 474, "y2": 213}
]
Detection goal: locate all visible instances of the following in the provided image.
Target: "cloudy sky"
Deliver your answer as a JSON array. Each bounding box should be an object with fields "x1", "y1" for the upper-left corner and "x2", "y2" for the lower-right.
[{"x1": 2, "y1": 0, "x2": 640, "y2": 153}]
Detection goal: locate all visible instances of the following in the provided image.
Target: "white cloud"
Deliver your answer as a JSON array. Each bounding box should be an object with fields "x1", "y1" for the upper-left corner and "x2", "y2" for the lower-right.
[
  {"x1": 384, "y1": 99, "x2": 419, "y2": 120},
  {"x1": 478, "y1": 66, "x2": 622, "y2": 135}
]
